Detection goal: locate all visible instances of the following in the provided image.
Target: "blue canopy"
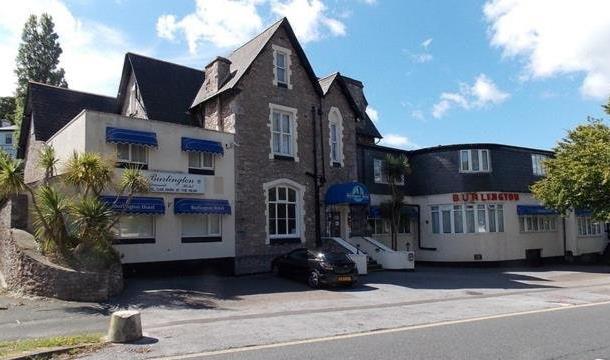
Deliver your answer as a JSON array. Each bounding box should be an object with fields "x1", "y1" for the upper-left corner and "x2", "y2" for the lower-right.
[
  {"x1": 100, "y1": 196, "x2": 165, "y2": 214},
  {"x1": 325, "y1": 182, "x2": 370, "y2": 205},
  {"x1": 106, "y1": 127, "x2": 158, "y2": 147},
  {"x1": 174, "y1": 198, "x2": 231, "y2": 215},
  {"x1": 517, "y1": 205, "x2": 558, "y2": 216},
  {"x1": 181, "y1": 137, "x2": 224, "y2": 155}
]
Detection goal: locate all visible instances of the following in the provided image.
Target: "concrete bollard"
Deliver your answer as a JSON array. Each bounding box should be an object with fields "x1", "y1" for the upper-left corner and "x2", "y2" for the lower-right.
[{"x1": 107, "y1": 310, "x2": 143, "y2": 343}]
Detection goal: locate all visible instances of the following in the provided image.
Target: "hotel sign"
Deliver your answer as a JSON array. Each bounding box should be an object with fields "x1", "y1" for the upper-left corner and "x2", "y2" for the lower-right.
[
  {"x1": 453, "y1": 192, "x2": 520, "y2": 202},
  {"x1": 143, "y1": 171, "x2": 205, "y2": 194}
]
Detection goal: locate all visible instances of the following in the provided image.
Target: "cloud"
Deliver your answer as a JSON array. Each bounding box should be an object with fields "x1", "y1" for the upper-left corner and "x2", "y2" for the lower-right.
[
  {"x1": 411, "y1": 109, "x2": 425, "y2": 121},
  {"x1": 270, "y1": 0, "x2": 346, "y2": 42},
  {"x1": 431, "y1": 74, "x2": 510, "y2": 118},
  {"x1": 156, "y1": 0, "x2": 264, "y2": 53},
  {"x1": 366, "y1": 106, "x2": 379, "y2": 122},
  {"x1": 158, "y1": 0, "x2": 347, "y2": 54},
  {"x1": 0, "y1": 0, "x2": 132, "y2": 97},
  {"x1": 408, "y1": 37, "x2": 433, "y2": 64},
  {"x1": 484, "y1": 0, "x2": 610, "y2": 99},
  {"x1": 379, "y1": 134, "x2": 420, "y2": 150}
]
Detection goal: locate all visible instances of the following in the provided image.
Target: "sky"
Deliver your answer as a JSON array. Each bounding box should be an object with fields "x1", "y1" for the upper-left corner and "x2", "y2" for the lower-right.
[{"x1": 1, "y1": 0, "x2": 610, "y2": 151}]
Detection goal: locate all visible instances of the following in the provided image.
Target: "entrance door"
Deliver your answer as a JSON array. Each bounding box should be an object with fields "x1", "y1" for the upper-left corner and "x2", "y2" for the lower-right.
[{"x1": 329, "y1": 211, "x2": 341, "y2": 237}]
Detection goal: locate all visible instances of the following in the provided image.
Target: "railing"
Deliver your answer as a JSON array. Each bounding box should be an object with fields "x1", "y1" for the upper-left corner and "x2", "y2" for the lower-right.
[
  {"x1": 349, "y1": 236, "x2": 415, "y2": 270},
  {"x1": 321, "y1": 237, "x2": 368, "y2": 275}
]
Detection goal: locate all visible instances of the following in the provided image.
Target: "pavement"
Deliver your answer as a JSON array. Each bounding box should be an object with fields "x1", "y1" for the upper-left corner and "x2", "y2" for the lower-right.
[{"x1": 1, "y1": 265, "x2": 610, "y2": 359}]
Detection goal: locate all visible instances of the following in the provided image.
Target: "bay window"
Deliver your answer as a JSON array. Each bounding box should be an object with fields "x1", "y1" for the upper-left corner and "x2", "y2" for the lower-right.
[
  {"x1": 519, "y1": 215, "x2": 557, "y2": 233},
  {"x1": 577, "y1": 216, "x2": 602, "y2": 236},
  {"x1": 431, "y1": 204, "x2": 504, "y2": 234}
]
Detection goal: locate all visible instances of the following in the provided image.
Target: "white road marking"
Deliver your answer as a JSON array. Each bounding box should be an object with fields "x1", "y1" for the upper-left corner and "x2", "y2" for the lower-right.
[{"x1": 152, "y1": 300, "x2": 610, "y2": 360}]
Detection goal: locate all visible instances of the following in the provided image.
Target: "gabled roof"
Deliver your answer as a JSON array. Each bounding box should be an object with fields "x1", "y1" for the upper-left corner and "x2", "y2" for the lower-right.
[
  {"x1": 18, "y1": 82, "x2": 117, "y2": 157},
  {"x1": 118, "y1": 53, "x2": 203, "y2": 125},
  {"x1": 319, "y1": 73, "x2": 381, "y2": 139},
  {"x1": 191, "y1": 17, "x2": 322, "y2": 108}
]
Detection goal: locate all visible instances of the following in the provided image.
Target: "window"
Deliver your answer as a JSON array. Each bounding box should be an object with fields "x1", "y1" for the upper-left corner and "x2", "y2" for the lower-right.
[
  {"x1": 460, "y1": 149, "x2": 491, "y2": 173},
  {"x1": 268, "y1": 185, "x2": 299, "y2": 238},
  {"x1": 532, "y1": 154, "x2": 548, "y2": 176},
  {"x1": 5, "y1": 134, "x2": 12, "y2": 145},
  {"x1": 188, "y1": 152, "x2": 214, "y2": 170},
  {"x1": 270, "y1": 105, "x2": 298, "y2": 159},
  {"x1": 117, "y1": 143, "x2": 147, "y2": 166},
  {"x1": 181, "y1": 214, "x2": 221, "y2": 242},
  {"x1": 368, "y1": 216, "x2": 410, "y2": 234},
  {"x1": 398, "y1": 215, "x2": 411, "y2": 234},
  {"x1": 577, "y1": 216, "x2": 603, "y2": 236},
  {"x1": 519, "y1": 215, "x2": 557, "y2": 233},
  {"x1": 431, "y1": 204, "x2": 504, "y2": 234},
  {"x1": 373, "y1": 158, "x2": 405, "y2": 185},
  {"x1": 272, "y1": 45, "x2": 292, "y2": 88},
  {"x1": 112, "y1": 215, "x2": 155, "y2": 242},
  {"x1": 328, "y1": 108, "x2": 343, "y2": 166}
]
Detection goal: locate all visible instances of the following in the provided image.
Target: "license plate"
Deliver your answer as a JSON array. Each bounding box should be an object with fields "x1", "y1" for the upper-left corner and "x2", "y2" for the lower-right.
[{"x1": 337, "y1": 276, "x2": 351, "y2": 282}]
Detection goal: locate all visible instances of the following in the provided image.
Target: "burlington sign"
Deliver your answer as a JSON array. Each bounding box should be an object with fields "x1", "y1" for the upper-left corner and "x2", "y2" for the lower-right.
[{"x1": 143, "y1": 171, "x2": 205, "y2": 194}]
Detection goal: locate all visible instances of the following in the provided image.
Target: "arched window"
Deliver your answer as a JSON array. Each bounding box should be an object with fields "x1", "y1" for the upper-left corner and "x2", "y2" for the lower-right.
[
  {"x1": 264, "y1": 179, "x2": 305, "y2": 243},
  {"x1": 328, "y1": 107, "x2": 343, "y2": 166}
]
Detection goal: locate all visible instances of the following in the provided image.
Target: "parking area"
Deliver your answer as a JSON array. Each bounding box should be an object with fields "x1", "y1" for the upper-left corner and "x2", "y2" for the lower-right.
[{"x1": 2, "y1": 264, "x2": 610, "y2": 344}]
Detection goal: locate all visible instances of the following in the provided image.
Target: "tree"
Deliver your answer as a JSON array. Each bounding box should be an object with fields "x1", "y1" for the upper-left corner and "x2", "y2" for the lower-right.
[
  {"x1": 0, "y1": 97, "x2": 16, "y2": 123},
  {"x1": 379, "y1": 154, "x2": 411, "y2": 250},
  {"x1": 12, "y1": 13, "x2": 67, "y2": 130},
  {"x1": 531, "y1": 119, "x2": 610, "y2": 220},
  {"x1": 0, "y1": 146, "x2": 149, "y2": 269}
]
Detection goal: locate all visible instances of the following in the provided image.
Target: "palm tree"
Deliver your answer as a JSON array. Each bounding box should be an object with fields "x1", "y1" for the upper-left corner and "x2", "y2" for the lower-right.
[
  {"x1": 34, "y1": 185, "x2": 71, "y2": 254},
  {"x1": 38, "y1": 145, "x2": 59, "y2": 184},
  {"x1": 63, "y1": 152, "x2": 113, "y2": 196},
  {"x1": 380, "y1": 154, "x2": 411, "y2": 250}
]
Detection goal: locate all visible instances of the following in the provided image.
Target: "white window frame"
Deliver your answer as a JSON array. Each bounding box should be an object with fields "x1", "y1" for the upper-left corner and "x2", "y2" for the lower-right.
[
  {"x1": 460, "y1": 149, "x2": 491, "y2": 173},
  {"x1": 116, "y1": 143, "x2": 148, "y2": 166},
  {"x1": 577, "y1": 216, "x2": 603, "y2": 237},
  {"x1": 431, "y1": 204, "x2": 504, "y2": 234},
  {"x1": 532, "y1": 154, "x2": 548, "y2": 176},
  {"x1": 263, "y1": 179, "x2": 306, "y2": 244},
  {"x1": 112, "y1": 215, "x2": 155, "y2": 239},
  {"x1": 272, "y1": 45, "x2": 293, "y2": 89},
  {"x1": 328, "y1": 107, "x2": 344, "y2": 166},
  {"x1": 181, "y1": 214, "x2": 222, "y2": 238},
  {"x1": 519, "y1": 215, "x2": 558, "y2": 233},
  {"x1": 268, "y1": 104, "x2": 299, "y2": 161},
  {"x1": 188, "y1": 151, "x2": 215, "y2": 170}
]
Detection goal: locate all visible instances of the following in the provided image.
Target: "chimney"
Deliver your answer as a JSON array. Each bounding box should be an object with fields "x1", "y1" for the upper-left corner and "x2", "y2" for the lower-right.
[{"x1": 203, "y1": 56, "x2": 232, "y2": 96}]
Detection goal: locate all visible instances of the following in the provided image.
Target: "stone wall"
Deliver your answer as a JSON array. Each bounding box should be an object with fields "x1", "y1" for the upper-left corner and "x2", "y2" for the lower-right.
[{"x1": 0, "y1": 201, "x2": 123, "y2": 301}]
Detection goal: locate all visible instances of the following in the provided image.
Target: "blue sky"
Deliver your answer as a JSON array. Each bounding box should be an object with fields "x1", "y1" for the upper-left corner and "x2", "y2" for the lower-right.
[{"x1": 1, "y1": 0, "x2": 609, "y2": 151}]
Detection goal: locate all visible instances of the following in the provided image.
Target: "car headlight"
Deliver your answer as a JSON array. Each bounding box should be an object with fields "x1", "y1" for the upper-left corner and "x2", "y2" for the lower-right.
[{"x1": 319, "y1": 261, "x2": 334, "y2": 271}]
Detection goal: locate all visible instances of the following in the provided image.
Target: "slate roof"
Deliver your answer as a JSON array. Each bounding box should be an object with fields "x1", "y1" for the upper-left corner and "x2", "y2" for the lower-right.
[
  {"x1": 118, "y1": 53, "x2": 203, "y2": 125},
  {"x1": 191, "y1": 18, "x2": 322, "y2": 108},
  {"x1": 319, "y1": 73, "x2": 382, "y2": 139},
  {"x1": 17, "y1": 82, "x2": 117, "y2": 157}
]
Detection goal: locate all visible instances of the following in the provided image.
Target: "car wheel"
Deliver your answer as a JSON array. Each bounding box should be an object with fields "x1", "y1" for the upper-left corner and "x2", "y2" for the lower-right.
[{"x1": 307, "y1": 270, "x2": 320, "y2": 288}]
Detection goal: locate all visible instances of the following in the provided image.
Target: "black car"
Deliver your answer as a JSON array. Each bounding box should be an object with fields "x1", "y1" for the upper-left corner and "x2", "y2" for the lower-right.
[{"x1": 271, "y1": 248, "x2": 358, "y2": 288}]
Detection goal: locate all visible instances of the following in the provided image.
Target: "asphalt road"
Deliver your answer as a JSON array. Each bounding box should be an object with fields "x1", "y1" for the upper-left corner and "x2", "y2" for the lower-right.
[{"x1": 183, "y1": 302, "x2": 610, "y2": 360}]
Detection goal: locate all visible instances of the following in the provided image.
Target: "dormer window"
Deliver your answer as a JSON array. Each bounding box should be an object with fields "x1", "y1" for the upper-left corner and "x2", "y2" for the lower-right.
[
  {"x1": 272, "y1": 45, "x2": 292, "y2": 89},
  {"x1": 127, "y1": 83, "x2": 139, "y2": 116},
  {"x1": 460, "y1": 149, "x2": 491, "y2": 173}
]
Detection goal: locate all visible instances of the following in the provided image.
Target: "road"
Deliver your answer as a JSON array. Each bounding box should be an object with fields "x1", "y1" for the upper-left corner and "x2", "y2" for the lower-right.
[{"x1": 172, "y1": 301, "x2": 610, "y2": 360}]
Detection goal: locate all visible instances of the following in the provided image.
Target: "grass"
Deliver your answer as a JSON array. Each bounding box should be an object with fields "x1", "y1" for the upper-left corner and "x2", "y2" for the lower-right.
[{"x1": 0, "y1": 333, "x2": 104, "y2": 358}]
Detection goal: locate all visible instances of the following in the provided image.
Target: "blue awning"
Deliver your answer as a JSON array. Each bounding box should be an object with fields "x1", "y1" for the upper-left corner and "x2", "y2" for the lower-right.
[
  {"x1": 181, "y1": 137, "x2": 224, "y2": 155},
  {"x1": 106, "y1": 127, "x2": 158, "y2": 147},
  {"x1": 325, "y1": 182, "x2": 370, "y2": 205},
  {"x1": 174, "y1": 198, "x2": 231, "y2": 215},
  {"x1": 517, "y1": 205, "x2": 558, "y2": 216},
  {"x1": 575, "y1": 209, "x2": 592, "y2": 216},
  {"x1": 100, "y1": 196, "x2": 165, "y2": 214}
]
